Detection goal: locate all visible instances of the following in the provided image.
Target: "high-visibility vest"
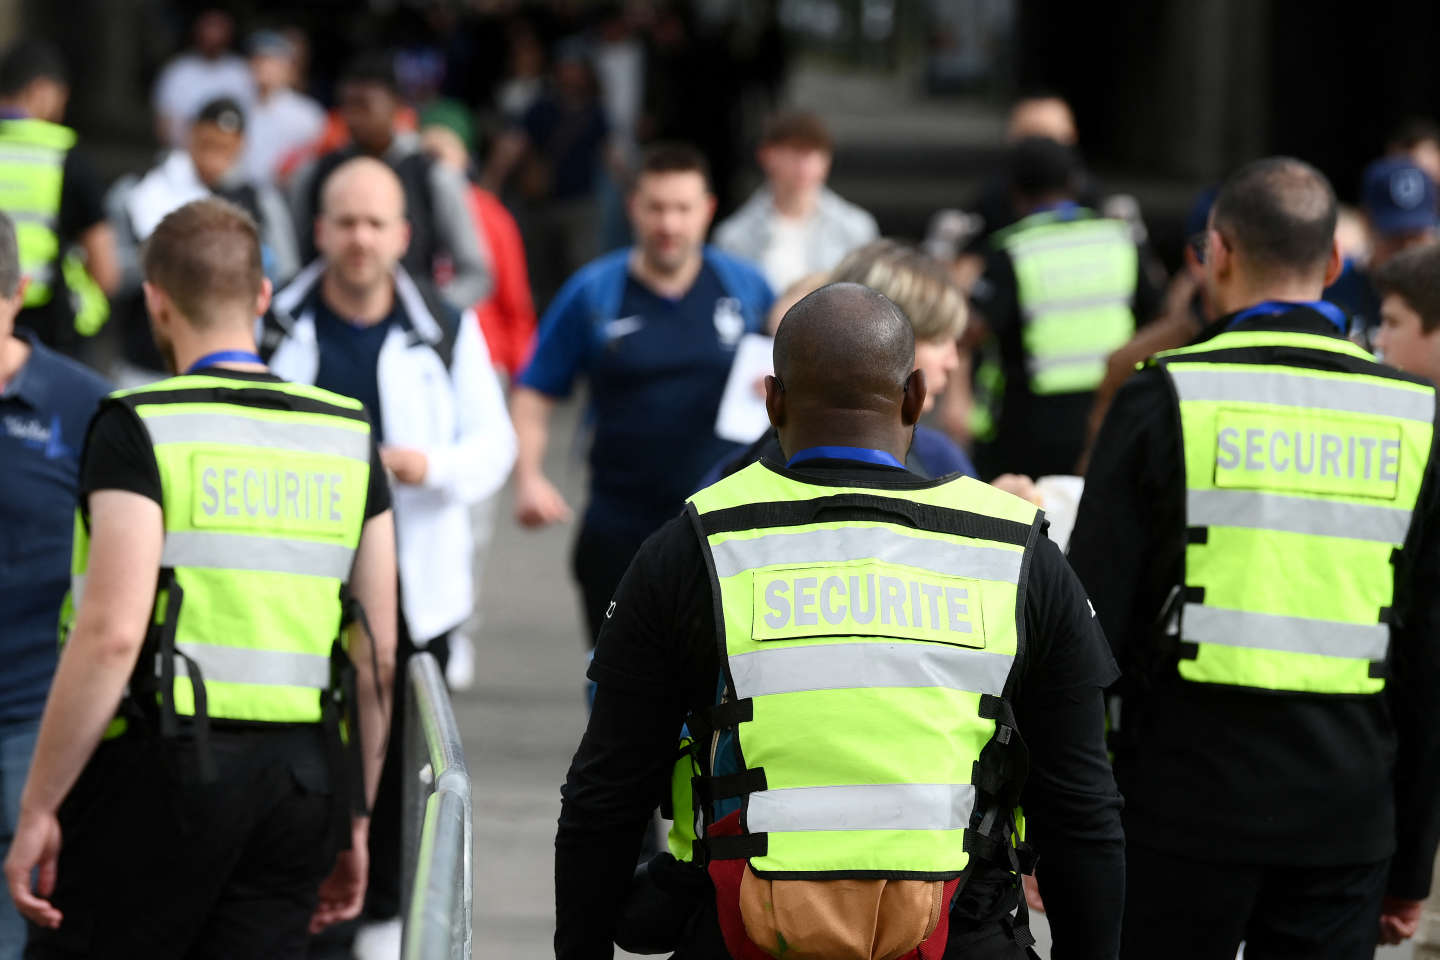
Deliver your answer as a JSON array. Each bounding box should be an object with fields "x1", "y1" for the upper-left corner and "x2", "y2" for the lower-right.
[
  {"x1": 0, "y1": 118, "x2": 75, "y2": 309},
  {"x1": 68, "y1": 374, "x2": 373, "y2": 727},
  {"x1": 684, "y1": 462, "x2": 1041, "y2": 877},
  {"x1": 995, "y1": 208, "x2": 1138, "y2": 396},
  {"x1": 1153, "y1": 328, "x2": 1436, "y2": 694}
]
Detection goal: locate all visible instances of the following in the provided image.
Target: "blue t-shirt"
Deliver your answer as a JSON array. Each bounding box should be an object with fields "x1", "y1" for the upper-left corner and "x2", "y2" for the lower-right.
[
  {"x1": 311, "y1": 297, "x2": 396, "y2": 441},
  {"x1": 0, "y1": 331, "x2": 110, "y2": 722},
  {"x1": 521, "y1": 252, "x2": 774, "y2": 537},
  {"x1": 911, "y1": 424, "x2": 977, "y2": 479}
]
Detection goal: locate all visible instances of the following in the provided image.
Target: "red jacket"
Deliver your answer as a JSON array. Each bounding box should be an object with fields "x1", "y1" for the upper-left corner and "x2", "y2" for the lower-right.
[{"x1": 467, "y1": 185, "x2": 536, "y2": 378}]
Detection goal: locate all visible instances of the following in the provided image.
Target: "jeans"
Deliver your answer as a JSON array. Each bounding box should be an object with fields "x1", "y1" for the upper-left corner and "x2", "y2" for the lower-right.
[{"x1": 0, "y1": 718, "x2": 40, "y2": 960}]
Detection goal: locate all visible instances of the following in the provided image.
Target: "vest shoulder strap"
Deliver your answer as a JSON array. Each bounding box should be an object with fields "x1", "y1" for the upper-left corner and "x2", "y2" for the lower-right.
[
  {"x1": 112, "y1": 373, "x2": 370, "y2": 421},
  {"x1": 0, "y1": 118, "x2": 77, "y2": 151}
]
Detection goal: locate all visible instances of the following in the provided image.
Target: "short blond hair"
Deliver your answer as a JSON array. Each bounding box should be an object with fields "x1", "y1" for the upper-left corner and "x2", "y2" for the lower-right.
[{"x1": 830, "y1": 240, "x2": 967, "y2": 342}]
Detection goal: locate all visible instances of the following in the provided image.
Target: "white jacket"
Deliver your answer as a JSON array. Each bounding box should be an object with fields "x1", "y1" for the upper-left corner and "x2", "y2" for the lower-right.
[{"x1": 266, "y1": 261, "x2": 516, "y2": 640}]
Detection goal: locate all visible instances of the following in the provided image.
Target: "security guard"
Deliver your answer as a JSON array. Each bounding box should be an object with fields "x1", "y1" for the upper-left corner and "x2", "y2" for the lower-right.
[
  {"x1": 557, "y1": 283, "x2": 1124, "y2": 960},
  {"x1": 969, "y1": 136, "x2": 1159, "y2": 479},
  {"x1": 0, "y1": 41, "x2": 117, "y2": 354},
  {"x1": 1070, "y1": 157, "x2": 1440, "y2": 958},
  {"x1": 2, "y1": 198, "x2": 397, "y2": 959}
]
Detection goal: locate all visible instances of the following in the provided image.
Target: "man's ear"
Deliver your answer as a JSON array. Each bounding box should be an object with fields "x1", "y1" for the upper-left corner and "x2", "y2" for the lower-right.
[
  {"x1": 764, "y1": 374, "x2": 785, "y2": 430},
  {"x1": 1322, "y1": 235, "x2": 1343, "y2": 288},
  {"x1": 254, "y1": 277, "x2": 273, "y2": 317},
  {"x1": 901, "y1": 369, "x2": 927, "y2": 427},
  {"x1": 141, "y1": 281, "x2": 167, "y2": 327}
]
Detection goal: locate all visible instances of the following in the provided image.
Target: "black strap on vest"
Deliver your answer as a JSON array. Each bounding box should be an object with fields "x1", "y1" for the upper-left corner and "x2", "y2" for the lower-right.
[
  {"x1": 693, "y1": 832, "x2": 768, "y2": 863},
  {"x1": 698, "y1": 493, "x2": 1032, "y2": 546},
  {"x1": 684, "y1": 698, "x2": 753, "y2": 748},
  {"x1": 137, "y1": 570, "x2": 217, "y2": 782},
  {"x1": 691, "y1": 768, "x2": 768, "y2": 809}
]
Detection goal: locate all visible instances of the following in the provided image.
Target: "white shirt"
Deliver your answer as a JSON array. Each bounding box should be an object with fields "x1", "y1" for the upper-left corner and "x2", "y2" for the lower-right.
[
  {"x1": 152, "y1": 53, "x2": 256, "y2": 147},
  {"x1": 241, "y1": 88, "x2": 326, "y2": 184},
  {"x1": 761, "y1": 215, "x2": 813, "y2": 293}
]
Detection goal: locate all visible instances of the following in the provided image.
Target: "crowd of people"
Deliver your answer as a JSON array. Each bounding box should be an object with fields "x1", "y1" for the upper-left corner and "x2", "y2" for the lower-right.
[{"x1": 3, "y1": 3, "x2": 1440, "y2": 960}]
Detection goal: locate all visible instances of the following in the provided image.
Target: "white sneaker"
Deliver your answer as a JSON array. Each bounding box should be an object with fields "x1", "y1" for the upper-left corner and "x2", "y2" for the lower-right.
[
  {"x1": 353, "y1": 916, "x2": 403, "y2": 960},
  {"x1": 446, "y1": 632, "x2": 476, "y2": 692}
]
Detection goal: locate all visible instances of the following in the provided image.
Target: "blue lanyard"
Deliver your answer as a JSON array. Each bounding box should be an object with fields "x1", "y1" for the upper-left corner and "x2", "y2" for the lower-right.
[
  {"x1": 1227, "y1": 299, "x2": 1348, "y2": 335},
  {"x1": 786, "y1": 446, "x2": 906, "y2": 469},
  {"x1": 185, "y1": 350, "x2": 264, "y2": 374}
]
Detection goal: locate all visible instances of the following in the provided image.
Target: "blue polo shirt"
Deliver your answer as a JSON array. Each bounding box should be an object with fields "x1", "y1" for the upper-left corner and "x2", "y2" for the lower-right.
[
  {"x1": 311, "y1": 296, "x2": 397, "y2": 441},
  {"x1": 0, "y1": 330, "x2": 109, "y2": 722},
  {"x1": 520, "y1": 247, "x2": 774, "y2": 537}
]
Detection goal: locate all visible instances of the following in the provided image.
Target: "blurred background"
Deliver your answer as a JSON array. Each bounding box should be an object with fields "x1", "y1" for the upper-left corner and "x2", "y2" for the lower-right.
[{"x1": 12, "y1": 0, "x2": 1440, "y2": 280}]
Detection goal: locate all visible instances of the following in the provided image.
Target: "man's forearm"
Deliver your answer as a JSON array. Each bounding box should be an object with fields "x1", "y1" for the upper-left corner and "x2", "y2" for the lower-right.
[
  {"x1": 349, "y1": 512, "x2": 399, "y2": 812},
  {"x1": 21, "y1": 628, "x2": 141, "y2": 814},
  {"x1": 510, "y1": 387, "x2": 554, "y2": 479}
]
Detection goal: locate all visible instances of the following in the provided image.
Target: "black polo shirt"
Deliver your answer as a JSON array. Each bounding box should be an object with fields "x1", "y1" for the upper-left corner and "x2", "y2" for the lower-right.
[{"x1": 556, "y1": 457, "x2": 1125, "y2": 959}]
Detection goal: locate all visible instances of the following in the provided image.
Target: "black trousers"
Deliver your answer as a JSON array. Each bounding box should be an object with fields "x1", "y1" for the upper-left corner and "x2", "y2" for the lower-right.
[
  {"x1": 572, "y1": 522, "x2": 653, "y2": 647},
  {"x1": 1121, "y1": 842, "x2": 1389, "y2": 960},
  {"x1": 27, "y1": 729, "x2": 342, "y2": 960}
]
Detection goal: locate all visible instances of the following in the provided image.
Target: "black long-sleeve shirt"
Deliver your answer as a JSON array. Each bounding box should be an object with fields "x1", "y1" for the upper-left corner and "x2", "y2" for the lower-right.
[
  {"x1": 555, "y1": 458, "x2": 1125, "y2": 959},
  {"x1": 1067, "y1": 305, "x2": 1440, "y2": 898}
]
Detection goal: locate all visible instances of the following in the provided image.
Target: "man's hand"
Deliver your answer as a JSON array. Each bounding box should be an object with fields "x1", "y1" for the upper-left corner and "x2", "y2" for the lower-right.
[
  {"x1": 514, "y1": 472, "x2": 571, "y2": 528},
  {"x1": 991, "y1": 473, "x2": 1044, "y2": 507},
  {"x1": 310, "y1": 819, "x2": 370, "y2": 934},
  {"x1": 1379, "y1": 896, "x2": 1423, "y2": 945},
  {"x1": 380, "y1": 446, "x2": 429, "y2": 485},
  {"x1": 4, "y1": 806, "x2": 63, "y2": 929},
  {"x1": 1023, "y1": 874, "x2": 1045, "y2": 914}
]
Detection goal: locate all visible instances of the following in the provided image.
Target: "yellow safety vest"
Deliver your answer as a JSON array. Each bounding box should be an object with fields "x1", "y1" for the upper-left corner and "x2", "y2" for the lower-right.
[
  {"x1": 684, "y1": 462, "x2": 1040, "y2": 878},
  {"x1": 996, "y1": 208, "x2": 1139, "y2": 395},
  {"x1": 1154, "y1": 328, "x2": 1435, "y2": 694},
  {"x1": 67, "y1": 374, "x2": 372, "y2": 730}
]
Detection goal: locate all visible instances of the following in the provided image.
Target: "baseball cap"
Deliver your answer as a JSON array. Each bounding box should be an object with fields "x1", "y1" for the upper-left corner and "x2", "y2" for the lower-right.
[
  {"x1": 248, "y1": 30, "x2": 294, "y2": 59},
  {"x1": 1362, "y1": 157, "x2": 1438, "y2": 235}
]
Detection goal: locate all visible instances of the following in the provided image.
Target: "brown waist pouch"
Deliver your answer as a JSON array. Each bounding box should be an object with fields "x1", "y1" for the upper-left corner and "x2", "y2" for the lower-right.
[{"x1": 739, "y1": 866, "x2": 944, "y2": 960}]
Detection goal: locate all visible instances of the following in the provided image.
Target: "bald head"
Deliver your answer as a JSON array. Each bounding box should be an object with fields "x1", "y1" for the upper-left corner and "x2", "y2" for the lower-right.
[
  {"x1": 1007, "y1": 96, "x2": 1077, "y2": 146},
  {"x1": 316, "y1": 156, "x2": 411, "y2": 299},
  {"x1": 1212, "y1": 157, "x2": 1337, "y2": 279},
  {"x1": 773, "y1": 282, "x2": 916, "y2": 415},
  {"x1": 321, "y1": 155, "x2": 405, "y2": 220}
]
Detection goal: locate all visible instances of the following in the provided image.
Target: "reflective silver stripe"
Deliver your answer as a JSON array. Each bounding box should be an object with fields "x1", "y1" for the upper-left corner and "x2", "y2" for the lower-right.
[
  {"x1": 1028, "y1": 350, "x2": 1110, "y2": 375},
  {"x1": 70, "y1": 573, "x2": 86, "y2": 607},
  {"x1": 1183, "y1": 604, "x2": 1389, "y2": 661},
  {"x1": 1005, "y1": 228, "x2": 1129, "y2": 258},
  {"x1": 169, "y1": 642, "x2": 330, "y2": 689},
  {"x1": 0, "y1": 148, "x2": 66, "y2": 166},
  {"x1": 1169, "y1": 367, "x2": 1435, "y2": 423},
  {"x1": 1022, "y1": 291, "x2": 1132, "y2": 315},
  {"x1": 730, "y1": 641, "x2": 1014, "y2": 699},
  {"x1": 22, "y1": 263, "x2": 54, "y2": 283},
  {"x1": 163, "y1": 531, "x2": 354, "y2": 579},
  {"x1": 710, "y1": 528, "x2": 1022, "y2": 584},
  {"x1": 1188, "y1": 488, "x2": 1413, "y2": 544},
  {"x1": 747, "y1": 783, "x2": 975, "y2": 833},
  {"x1": 6, "y1": 211, "x2": 58, "y2": 227},
  {"x1": 142, "y1": 412, "x2": 370, "y2": 461}
]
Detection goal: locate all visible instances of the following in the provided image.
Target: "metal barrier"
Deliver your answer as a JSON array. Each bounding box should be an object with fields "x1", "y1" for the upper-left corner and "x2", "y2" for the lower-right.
[{"x1": 401, "y1": 653, "x2": 473, "y2": 959}]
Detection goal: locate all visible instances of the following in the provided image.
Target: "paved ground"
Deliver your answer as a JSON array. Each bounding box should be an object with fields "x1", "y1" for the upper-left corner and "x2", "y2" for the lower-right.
[{"x1": 455, "y1": 404, "x2": 1415, "y2": 959}]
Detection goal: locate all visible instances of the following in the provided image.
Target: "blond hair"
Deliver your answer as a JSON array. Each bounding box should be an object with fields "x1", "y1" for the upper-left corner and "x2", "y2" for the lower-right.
[{"x1": 830, "y1": 240, "x2": 967, "y2": 342}]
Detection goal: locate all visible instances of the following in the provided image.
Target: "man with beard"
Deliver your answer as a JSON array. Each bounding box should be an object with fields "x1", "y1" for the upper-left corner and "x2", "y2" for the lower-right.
[
  {"x1": 262, "y1": 156, "x2": 514, "y2": 957},
  {"x1": 511, "y1": 142, "x2": 774, "y2": 647}
]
